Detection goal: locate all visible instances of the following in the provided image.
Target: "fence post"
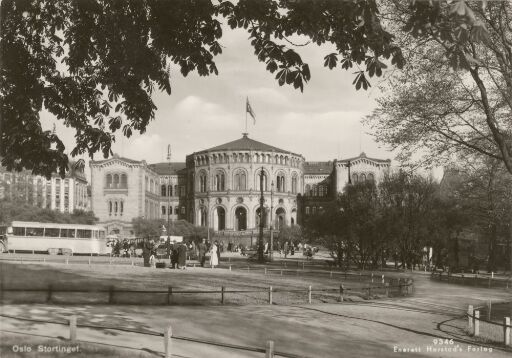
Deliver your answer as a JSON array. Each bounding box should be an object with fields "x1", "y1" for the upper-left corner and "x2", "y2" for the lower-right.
[
  {"x1": 269, "y1": 286, "x2": 273, "y2": 305},
  {"x1": 504, "y1": 317, "x2": 511, "y2": 346},
  {"x1": 108, "y1": 286, "x2": 114, "y2": 304},
  {"x1": 69, "y1": 315, "x2": 77, "y2": 342},
  {"x1": 164, "y1": 324, "x2": 173, "y2": 358},
  {"x1": 167, "y1": 286, "x2": 172, "y2": 305},
  {"x1": 367, "y1": 283, "x2": 371, "y2": 299},
  {"x1": 467, "y1": 305, "x2": 473, "y2": 330},
  {"x1": 47, "y1": 284, "x2": 52, "y2": 303},
  {"x1": 487, "y1": 300, "x2": 492, "y2": 321},
  {"x1": 221, "y1": 286, "x2": 225, "y2": 305},
  {"x1": 339, "y1": 284, "x2": 344, "y2": 302},
  {"x1": 474, "y1": 310, "x2": 480, "y2": 337},
  {"x1": 385, "y1": 282, "x2": 389, "y2": 298},
  {"x1": 266, "y1": 340, "x2": 274, "y2": 358},
  {"x1": 308, "y1": 286, "x2": 312, "y2": 304}
]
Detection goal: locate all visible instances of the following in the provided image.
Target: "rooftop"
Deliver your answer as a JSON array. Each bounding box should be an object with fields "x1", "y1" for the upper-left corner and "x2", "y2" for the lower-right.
[
  {"x1": 148, "y1": 162, "x2": 187, "y2": 175},
  {"x1": 193, "y1": 134, "x2": 301, "y2": 157},
  {"x1": 303, "y1": 161, "x2": 333, "y2": 175},
  {"x1": 338, "y1": 152, "x2": 391, "y2": 164}
]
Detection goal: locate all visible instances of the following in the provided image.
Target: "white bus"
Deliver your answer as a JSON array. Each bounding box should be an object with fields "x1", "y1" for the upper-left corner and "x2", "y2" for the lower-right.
[{"x1": 4, "y1": 221, "x2": 108, "y2": 255}]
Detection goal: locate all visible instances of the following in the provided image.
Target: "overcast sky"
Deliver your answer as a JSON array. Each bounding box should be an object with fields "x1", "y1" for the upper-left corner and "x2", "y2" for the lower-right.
[{"x1": 41, "y1": 26, "x2": 397, "y2": 179}]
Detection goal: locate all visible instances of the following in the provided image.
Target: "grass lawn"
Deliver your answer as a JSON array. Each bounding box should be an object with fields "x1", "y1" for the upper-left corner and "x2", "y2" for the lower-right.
[{"x1": 0, "y1": 261, "x2": 395, "y2": 305}]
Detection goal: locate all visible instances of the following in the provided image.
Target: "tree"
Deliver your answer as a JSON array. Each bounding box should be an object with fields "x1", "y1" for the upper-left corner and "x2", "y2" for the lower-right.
[
  {"x1": 1, "y1": 0, "x2": 412, "y2": 177},
  {"x1": 441, "y1": 160, "x2": 512, "y2": 272},
  {"x1": 0, "y1": 199, "x2": 98, "y2": 224},
  {"x1": 276, "y1": 224, "x2": 303, "y2": 248},
  {"x1": 367, "y1": 0, "x2": 512, "y2": 175}
]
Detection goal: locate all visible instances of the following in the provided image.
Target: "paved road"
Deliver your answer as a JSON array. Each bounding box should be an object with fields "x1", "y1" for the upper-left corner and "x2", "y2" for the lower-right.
[{"x1": 1, "y1": 271, "x2": 511, "y2": 357}]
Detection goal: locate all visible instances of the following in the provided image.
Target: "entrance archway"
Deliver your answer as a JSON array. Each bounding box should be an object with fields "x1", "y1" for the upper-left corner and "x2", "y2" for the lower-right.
[
  {"x1": 214, "y1": 207, "x2": 226, "y2": 231},
  {"x1": 255, "y1": 207, "x2": 268, "y2": 228},
  {"x1": 276, "y1": 208, "x2": 286, "y2": 230},
  {"x1": 235, "y1": 207, "x2": 247, "y2": 231}
]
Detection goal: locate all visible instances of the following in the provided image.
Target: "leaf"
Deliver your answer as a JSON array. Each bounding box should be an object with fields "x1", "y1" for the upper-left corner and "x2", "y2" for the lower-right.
[{"x1": 323, "y1": 53, "x2": 338, "y2": 69}]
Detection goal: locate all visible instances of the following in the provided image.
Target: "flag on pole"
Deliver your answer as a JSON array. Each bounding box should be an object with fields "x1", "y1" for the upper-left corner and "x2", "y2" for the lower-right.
[{"x1": 246, "y1": 97, "x2": 256, "y2": 124}]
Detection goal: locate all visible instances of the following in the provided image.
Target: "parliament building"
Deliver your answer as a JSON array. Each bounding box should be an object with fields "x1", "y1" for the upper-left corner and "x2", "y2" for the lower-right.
[{"x1": 89, "y1": 134, "x2": 390, "y2": 238}]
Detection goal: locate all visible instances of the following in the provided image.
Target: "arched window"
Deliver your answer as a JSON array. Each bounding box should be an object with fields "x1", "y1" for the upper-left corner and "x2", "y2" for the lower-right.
[
  {"x1": 161, "y1": 184, "x2": 166, "y2": 196},
  {"x1": 305, "y1": 206, "x2": 310, "y2": 215},
  {"x1": 114, "y1": 201, "x2": 118, "y2": 215},
  {"x1": 368, "y1": 173, "x2": 375, "y2": 182},
  {"x1": 120, "y1": 174, "x2": 127, "y2": 188},
  {"x1": 106, "y1": 174, "x2": 112, "y2": 188},
  {"x1": 233, "y1": 154, "x2": 237, "y2": 163},
  {"x1": 352, "y1": 174, "x2": 358, "y2": 183},
  {"x1": 305, "y1": 184, "x2": 311, "y2": 196},
  {"x1": 108, "y1": 201, "x2": 112, "y2": 215},
  {"x1": 258, "y1": 172, "x2": 267, "y2": 191},
  {"x1": 162, "y1": 206, "x2": 166, "y2": 215},
  {"x1": 255, "y1": 154, "x2": 260, "y2": 163},
  {"x1": 120, "y1": 201, "x2": 124, "y2": 215},
  {"x1": 215, "y1": 172, "x2": 225, "y2": 191},
  {"x1": 113, "y1": 174, "x2": 119, "y2": 188},
  {"x1": 360, "y1": 174, "x2": 367, "y2": 182},
  {"x1": 198, "y1": 172, "x2": 207, "y2": 192},
  {"x1": 240, "y1": 173, "x2": 246, "y2": 190},
  {"x1": 292, "y1": 175, "x2": 298, "y2": 194},
  {"x1": 276, "y1": 174, "x2": 285, "y2": 192},
  {"x1": 174, "y1": 185, "x2": 178, "y2": 195}
]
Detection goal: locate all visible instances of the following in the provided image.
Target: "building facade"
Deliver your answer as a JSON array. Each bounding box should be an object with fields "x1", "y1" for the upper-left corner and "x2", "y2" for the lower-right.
[
  {"x1": 89, "y1": 135, "x2": 390, "y2": 237},
  {"x1": 0, "y1": 163, "x2": 90, "y2": 213}
]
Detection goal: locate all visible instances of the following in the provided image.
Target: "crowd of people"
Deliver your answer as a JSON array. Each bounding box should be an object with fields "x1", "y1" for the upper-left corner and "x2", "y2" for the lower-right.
[{"x1": 109, "y1": 237, "x2": 319, "y2": 268}]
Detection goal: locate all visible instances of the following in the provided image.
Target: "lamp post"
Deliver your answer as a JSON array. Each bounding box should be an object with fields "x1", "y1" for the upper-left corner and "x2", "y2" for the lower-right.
[
  {"x1": 270, "y1": 180, "x2": 274, "y2": 261},
  {"x1": 166, "y1": 145, "x2": 171, "y2": 259},
  {"x1": 258, "y1": 167, "x2": 265, "y2": 262}
]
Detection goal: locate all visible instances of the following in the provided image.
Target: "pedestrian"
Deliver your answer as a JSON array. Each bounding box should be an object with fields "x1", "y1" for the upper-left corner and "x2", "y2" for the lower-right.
[
  {"x1": 210, "y1": 241, "x2": 219, "y2": 268},
  {"x1": 178, "y1": 241, "x2": 187, "y2": 270},
  {"x1": 198, "y1": 238, "x2": 207, "y2": 267},
  {"x1": 215, "y1": 240, "x2": 221, "y2": 263},
  {"x1": 171, "y1": 241, "x2": 179, "y2": 269},
  {"x1": 284, "y1": 241, "x2": 289, "y2": 259}
]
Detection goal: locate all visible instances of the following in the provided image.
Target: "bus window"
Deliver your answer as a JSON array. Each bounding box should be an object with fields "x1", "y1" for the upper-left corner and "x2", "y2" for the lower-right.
[
  {"x1": 77, "y1": 229, "x2": 92, "y2": 238},
  {"x1": 61, "y1": 229, "x2": 76, "y2": 238},
  {"x1": 99, "y1": 231, "x2": 105, "y2": 239},
  {"x1": 13, "y1": 227, "x2": 25, "y2": 236},
  {"x1": 27, "y1": 228, "x2": 44, "y2": 236},
  {"x1": 44, "y1": 228, "x2": 60, "y2": 237}
]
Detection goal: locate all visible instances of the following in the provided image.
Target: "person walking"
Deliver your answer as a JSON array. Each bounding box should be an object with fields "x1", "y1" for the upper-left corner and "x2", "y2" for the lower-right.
[
  {"x1": 284, "y1": 241, "x2": 289, "y2": 259},
  {"x1": 198, "y1": 238, "x2": 207, "y2": 267},
  {"x1": 216, "y1": 240, "x2": 221, "y2": 263},
  {"x1": 178, "y1": 241, "x2": 187, "y2": 270},
  {"x1": 210, "y1": 241, "x2": 219, "y2": 268}
]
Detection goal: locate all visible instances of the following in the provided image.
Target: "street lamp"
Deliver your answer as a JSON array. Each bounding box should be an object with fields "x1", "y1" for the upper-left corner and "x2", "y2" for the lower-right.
[
  {"x1": 166, "y1": 145, "x2": 172, "y2": 259},
  {"x1": 270, "y1": 180, "x2": 274, "y2": 261}
]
